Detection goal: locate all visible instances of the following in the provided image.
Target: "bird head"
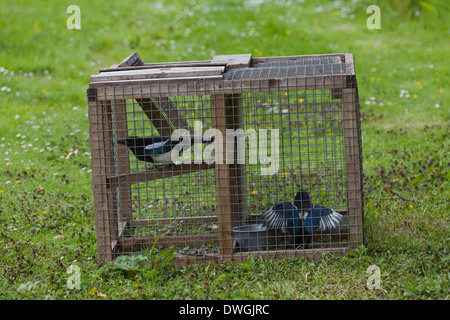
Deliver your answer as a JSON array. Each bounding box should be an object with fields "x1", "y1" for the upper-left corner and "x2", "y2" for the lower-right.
[
  {"x1": 294, "y1": 190, "x2": 312, "y2": 211},
  {"x1": 117, "y1": 136, "x2": 143, "y2": 147}
]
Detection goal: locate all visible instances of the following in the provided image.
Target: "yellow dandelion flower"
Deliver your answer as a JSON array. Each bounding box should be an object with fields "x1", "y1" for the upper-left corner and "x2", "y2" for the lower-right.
[
  {"x1": 438, "y1": 89, "x2": 443, "y2": 93},
  {"x1": 318, "y1": 27, "x2": 323, "y2": 33},
  {"x1": 284, "y1": 92, "x2": 288, "y2": 96},
  {"x1": 409, "y1": 205, "x2": 414, "y2": 209},
  {"x1": 285, "y1": 30, "x2": 291, "y2": 35},
  {"x1": 252, "y1": 190, "x2": 258, "y2": 195},
  {"x1": 371, "y1": 67, "x2": 376, "y2": 72},
  {"x1": 376, "y1": 77, "x2": 381, "y2": 81},
  {"x1": 298, "y1": 98, "x2": 304, "y2": 103},
  {"x1": 388, "y1": 72, "x2": 393, "y2": 77},
  {"x1": 412, "y1": 94, "x2": 418, "y2": 99},
  {"x1": 0, "y1": 190, "x2": 4, "y2": 193},
  {"x1": 33, "y1": 22, "x2": 42, "y2": 34},
  {"x1": 16, "y1": 180, "x2": 20, "y2": 184},
  {"x1": 42, "y1": 89, "x2": 47, "y2": 94},
  {"x1": 25, "y1": 167, "x2": 31, "y2": 170},
  {"x1": 42, "y1": 211, "x2": 46, "y2": 214}
]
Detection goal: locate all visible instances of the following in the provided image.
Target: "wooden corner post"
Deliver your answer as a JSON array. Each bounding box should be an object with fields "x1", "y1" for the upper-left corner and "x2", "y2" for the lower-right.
[
  {"x1": 342, "y1": 53, "x2": 364, "y2": 248},
  {"x1": 211, "y1": 54, "x2": 252, "y2": 259},
  {"x1": 87, "y1": 88, "x2": 117, "y2": 264}
]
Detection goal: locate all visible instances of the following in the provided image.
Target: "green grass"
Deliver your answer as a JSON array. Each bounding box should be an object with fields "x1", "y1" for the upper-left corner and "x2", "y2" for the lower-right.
[{"x1": 0, "y1": 0, "x2": 449, "y2": 300}]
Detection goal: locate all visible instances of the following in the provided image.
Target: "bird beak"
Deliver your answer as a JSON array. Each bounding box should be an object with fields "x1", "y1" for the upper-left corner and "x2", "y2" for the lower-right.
[{"x1": 117, "y1": 139, "x2": 127, "y2": 145}]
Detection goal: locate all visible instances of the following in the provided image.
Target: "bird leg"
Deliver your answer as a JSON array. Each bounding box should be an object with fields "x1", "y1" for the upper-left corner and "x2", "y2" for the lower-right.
[
  {"x1": 302, "y1": 234, "x2": 313, "y2": 249},
  {"x1": 280, "y1": 229, "x2": 292, "y2": 246}
]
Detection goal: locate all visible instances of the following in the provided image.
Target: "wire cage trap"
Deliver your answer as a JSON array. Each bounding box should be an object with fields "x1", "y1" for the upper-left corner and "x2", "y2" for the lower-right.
[{"x1": 87, "y1": 52, "x2": 364, "y2": 265}]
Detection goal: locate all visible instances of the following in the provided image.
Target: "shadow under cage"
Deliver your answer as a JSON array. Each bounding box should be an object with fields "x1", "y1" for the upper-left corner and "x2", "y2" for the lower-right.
[{"x1": 87, "y1": 52, "x2": 363, "y2": 265}]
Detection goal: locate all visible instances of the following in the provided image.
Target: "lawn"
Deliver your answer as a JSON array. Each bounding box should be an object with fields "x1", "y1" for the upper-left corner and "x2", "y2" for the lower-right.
[{"x1": 0, "y1": 0, "x2": 448, "y2": 301}]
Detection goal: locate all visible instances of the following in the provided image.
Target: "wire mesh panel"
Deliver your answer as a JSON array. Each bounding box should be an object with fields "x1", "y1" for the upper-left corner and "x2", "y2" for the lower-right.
[{"x1": 87, "y1": 53, "x2": 363, "y2": 265}]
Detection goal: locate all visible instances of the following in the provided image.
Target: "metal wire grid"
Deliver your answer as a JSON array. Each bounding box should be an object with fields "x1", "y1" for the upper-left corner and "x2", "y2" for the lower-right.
[
  {"x1": 241, "y1": 89, "x2": 348, "y2": 248},
  {"x1": 87, "y1": 54, "x2": 363, "y2": 264}
]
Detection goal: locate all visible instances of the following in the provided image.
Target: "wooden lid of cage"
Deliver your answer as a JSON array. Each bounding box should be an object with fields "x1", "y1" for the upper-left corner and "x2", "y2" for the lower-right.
[{"x1": 88, "y1": 52, "x2": 356, "y2": 94}]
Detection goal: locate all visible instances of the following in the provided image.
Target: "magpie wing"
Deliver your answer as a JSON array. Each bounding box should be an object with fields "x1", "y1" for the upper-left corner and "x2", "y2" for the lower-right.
[
  {"x1": 262, "y1": 205, "x2": 287, "y2": 230},
  {"x1": 262, "y1": 203, "x2": 299, "y2": 230},
  {"x1": 312, "y1": 205, "x2": 348, "y2": 232},
  {"x1": 144, "y1": 139, "x2": 171, "y2": 155}
]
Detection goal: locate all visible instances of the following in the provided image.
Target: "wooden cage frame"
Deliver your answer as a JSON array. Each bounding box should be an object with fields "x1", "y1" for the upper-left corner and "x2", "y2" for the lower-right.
[{"x1": 87, "y1": 52, "x2": 364, "y2": 266}]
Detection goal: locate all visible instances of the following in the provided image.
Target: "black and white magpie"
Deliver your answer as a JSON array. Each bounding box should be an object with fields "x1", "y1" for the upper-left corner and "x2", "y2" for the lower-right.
[
  {"x1": 262, "y1": 190, "x2": 348, "y2": 247},
  {"x1": 294, "y1": 190, "x2": 348, "y2": 235},
  {"x1": 117, "y1": 136, "x2": 214, "y2": 166}
]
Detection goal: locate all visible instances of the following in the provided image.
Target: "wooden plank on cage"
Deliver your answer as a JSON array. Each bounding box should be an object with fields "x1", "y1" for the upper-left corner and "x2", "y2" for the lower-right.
[
  {"x1": 91, "y1": 74, "x2": 350, "y2": 100},
  {"x1": 344, "y1": 53, "x2": 356, "y2": 75},
  {"x1": 107, "y1": 163, "x2": 215, "y2": 188},
  {"x1": 342, "y1": 87, "x2": 364, "y2": 248},
  {"x1": 130, "y1": 215, "x2": 218, "y2": 227},
  {"x1": 100, "y1": 61, "x2": 227, "y2": 73},
  {"x1": 211, "y1": 95, "x2": 233, "y2": 258},
  {"x1": 228, "y1": 247, "x2": 348, "y2": 263},
  {"x1": 224, "y1": 94, "x2": 248, "y2": 223},
  {"x1": 117, "y1": 234, "x2": 218, "y2": 251},
  {"x1": 118, "y1": 52, "x2": 145, "y2": 67},
  {"x1": 91, "y1": 66, "x2": 226, "y2": 82},
  {"x1": 331, "y1": 53, "x2": 355, "y2": 100},
  {"x1": 87, "y1": 90, "x2": 116, "y2": 264},
  {"x1": 212, "y1": 54, "x2": 250, "y2": 231},
  {"x1": 104, "y1": 102, "x2": 120, "y2": 248},
  {"x1": 172, "y1": 247, "x2": 348, "y2": 266},
  {"x1": 213, "y1": 54, "x2": 252, "y2": 69},
  {"x1": 155, "y1": 96, "x2": 193, "y2": 133},
  {"x1": 113, "y1": 100, "x2": 133, "y2": 224},
  {"x1": 134, "y1": 98, "x2": 175, "y2": 137}
]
